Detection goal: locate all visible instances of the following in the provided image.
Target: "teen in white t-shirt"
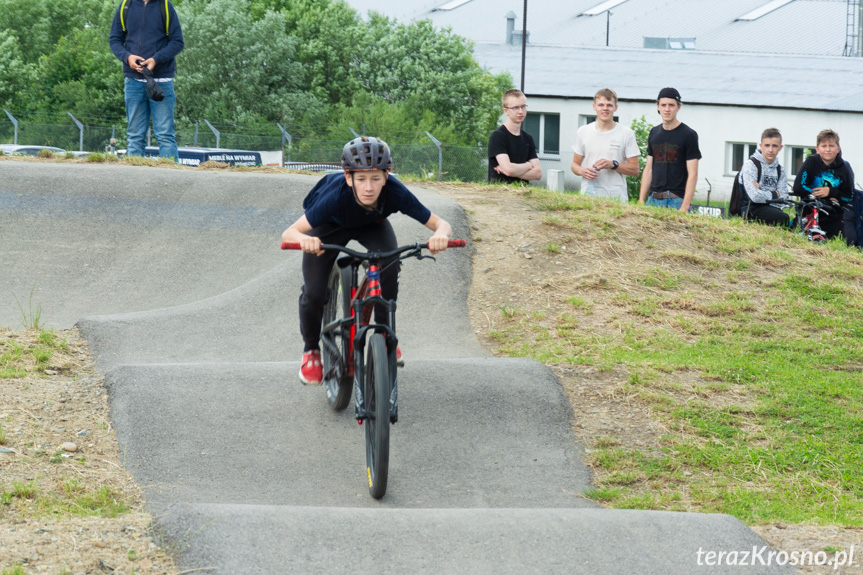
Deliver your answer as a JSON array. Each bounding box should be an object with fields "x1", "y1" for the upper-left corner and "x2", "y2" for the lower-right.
[{"x1": 571, "y1": 88, "x2": 641, "y2": 203}]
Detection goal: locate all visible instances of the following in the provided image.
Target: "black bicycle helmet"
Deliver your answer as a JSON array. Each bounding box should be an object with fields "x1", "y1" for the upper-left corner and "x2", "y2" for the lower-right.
[{"x1": 341, "y1": 136, "x2": 393, "y2": 171}]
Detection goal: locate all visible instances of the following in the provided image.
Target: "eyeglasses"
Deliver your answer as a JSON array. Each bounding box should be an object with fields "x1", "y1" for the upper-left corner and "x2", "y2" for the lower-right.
[{"x1": 504, "y1": 105, "x2": 528, "y2": 111}]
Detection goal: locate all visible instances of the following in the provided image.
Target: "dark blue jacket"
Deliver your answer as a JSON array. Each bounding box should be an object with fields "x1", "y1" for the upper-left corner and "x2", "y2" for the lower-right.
[{"x1": 109, "y1": 0, "x2": 184, "y2": 80}]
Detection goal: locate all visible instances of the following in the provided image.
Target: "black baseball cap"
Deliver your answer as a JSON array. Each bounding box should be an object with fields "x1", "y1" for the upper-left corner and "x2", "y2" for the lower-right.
[{"x1": 657, "y1": 87, "x2": 681, "y2": 102}]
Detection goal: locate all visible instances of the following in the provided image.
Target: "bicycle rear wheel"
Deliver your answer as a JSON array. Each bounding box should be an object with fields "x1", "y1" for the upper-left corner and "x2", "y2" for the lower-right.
[
  {"x1": 364, "y1": 333, "x2": 390, "y2": 499},
  {"x1": 322, "y1": 264, "x2": 352, "y2": 411}
]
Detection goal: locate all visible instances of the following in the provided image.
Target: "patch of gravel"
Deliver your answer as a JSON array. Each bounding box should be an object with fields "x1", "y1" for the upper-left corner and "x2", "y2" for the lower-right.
[{"x1": 0, "y1": 327, "x2": 177, "y2": 574}]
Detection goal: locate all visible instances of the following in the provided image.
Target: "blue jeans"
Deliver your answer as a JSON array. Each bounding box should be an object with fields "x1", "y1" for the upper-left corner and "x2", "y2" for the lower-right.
[
  {"x1": 646, "y1": 193, "x2": 684, "y2": 210},
  {"x1": 124, "y1": 77, "x2": 178, "y2": 161}
]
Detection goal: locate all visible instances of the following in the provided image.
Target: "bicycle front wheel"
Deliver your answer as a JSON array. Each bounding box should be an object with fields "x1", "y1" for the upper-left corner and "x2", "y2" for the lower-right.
[
  {"x1": 323, "y1": 264, "x2": 352, "y2": 411},
  {"x1": 364, "y1": 333, "x2": 390, "y2": 499}
]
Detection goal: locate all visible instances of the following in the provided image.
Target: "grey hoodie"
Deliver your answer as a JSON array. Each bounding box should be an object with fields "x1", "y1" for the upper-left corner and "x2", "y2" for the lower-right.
[{"x1": 739, "y1": 149, "x2": 788, "y2": 204}]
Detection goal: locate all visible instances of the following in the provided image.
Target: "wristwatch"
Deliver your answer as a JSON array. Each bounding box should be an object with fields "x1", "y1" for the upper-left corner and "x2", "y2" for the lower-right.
[{"x1": 612, "y1": 160, "x2": 619, "y2": 170}]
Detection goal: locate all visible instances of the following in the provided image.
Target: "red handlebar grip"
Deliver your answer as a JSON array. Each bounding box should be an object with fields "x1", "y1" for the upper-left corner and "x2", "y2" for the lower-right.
[
  {"x1": 281, "y1": 242, "x2": 301, "y2": 250},
  {"x1": 448, "y1": 239, "x2": 467, "y2": 248}
]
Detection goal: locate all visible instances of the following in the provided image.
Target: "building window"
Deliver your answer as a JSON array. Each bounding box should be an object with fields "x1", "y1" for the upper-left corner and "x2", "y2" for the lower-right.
[
  {"x1": 727, "y1": 142, "x2": 757, "y2": 173},
  {"x1": 524, "y1": 113, "x2": 560, "y2": 156},
  {"x1": 788, "y1": 146, "x2": 815, "y2": 175}
]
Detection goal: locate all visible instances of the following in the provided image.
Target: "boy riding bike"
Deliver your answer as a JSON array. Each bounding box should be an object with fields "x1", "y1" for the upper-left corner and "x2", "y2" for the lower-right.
[{"x1": 281, "y1": 136, "x2": 453, "y2": 385}]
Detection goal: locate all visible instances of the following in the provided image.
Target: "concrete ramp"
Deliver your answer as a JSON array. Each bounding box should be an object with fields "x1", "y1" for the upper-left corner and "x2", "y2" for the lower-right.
[
  {"x1": 158, "y1": 505, "x2": 786, "y2": 575},
  {"x1": 0, "y1": 161, "x2": 795, "y2": 575},
  {"x1": 101, "y1": 358, "x2": 591, "y2": 508}
]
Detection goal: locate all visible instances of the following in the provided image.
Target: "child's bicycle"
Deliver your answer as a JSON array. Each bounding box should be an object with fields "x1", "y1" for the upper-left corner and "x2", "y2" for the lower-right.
[
  {"x1": 766, "y1": 195, "x2": 840, "y2": 242},
  {"x1": 281, "y1": 239, "x2": 466, "y2": 499}
]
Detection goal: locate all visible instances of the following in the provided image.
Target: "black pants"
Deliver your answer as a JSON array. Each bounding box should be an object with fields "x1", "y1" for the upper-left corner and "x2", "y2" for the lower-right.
[
  {"x1": 745, "y1": 203, "x2": 789, "y2": 226},
  {"x1": 299, "y1": 220, "x2": 400, "y2": 352}
]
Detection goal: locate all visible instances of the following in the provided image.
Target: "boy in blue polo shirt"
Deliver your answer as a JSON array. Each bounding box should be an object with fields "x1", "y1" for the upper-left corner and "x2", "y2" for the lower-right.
[{"x1": 281, "y1": 137, "x2": 453, "y2": 384}]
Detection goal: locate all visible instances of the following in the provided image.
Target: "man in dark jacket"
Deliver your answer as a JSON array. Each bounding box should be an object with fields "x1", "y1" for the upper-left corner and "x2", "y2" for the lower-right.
[
  {"x1": 109, "y1": 0, "x2": 184, "y2": 160},
  {"x1": 792, "y1": 129, "x2": 854, "y2": 240}
]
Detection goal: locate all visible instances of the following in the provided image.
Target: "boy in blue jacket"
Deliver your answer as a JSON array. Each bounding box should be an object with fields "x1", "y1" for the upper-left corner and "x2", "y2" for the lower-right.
[
  {"x1": 282, "y1": 137, "x2": 453, "y2": 385},
  {"x1": 792, "y1": 130, "x2": 854, "y2": 240},
  {"x1": 109, "y1": 0, "x2": 184, "y2": 160}
]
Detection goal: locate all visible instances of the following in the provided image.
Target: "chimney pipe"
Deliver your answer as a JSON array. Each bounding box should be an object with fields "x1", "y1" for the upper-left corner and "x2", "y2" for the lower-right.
[{"x1": 506, "y1": 11, "x2": 516, "y2": 44}]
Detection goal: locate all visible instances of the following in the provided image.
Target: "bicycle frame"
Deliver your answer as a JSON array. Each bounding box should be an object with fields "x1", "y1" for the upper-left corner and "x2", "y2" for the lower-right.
[
  {"x1": 766, "y1": 195, "x2": 838, "y2": 241},
  {"x1": 283, "y1": 240, "x2": 466, "y2": 424},
  {"x1": 344, "y1": 257, "x2": 399, "y2": 423}
]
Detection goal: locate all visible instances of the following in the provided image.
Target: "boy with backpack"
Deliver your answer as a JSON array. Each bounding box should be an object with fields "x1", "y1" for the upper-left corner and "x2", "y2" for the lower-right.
[
  {"x1": 281, "y1": 136, "x2": 453, "y2": 385},
  {"x1": 792, "y1": 129, "x2": 854, "y2": 240},
  {"x1": 734, "y1": 128, "x2": 789, "y2": 226}
]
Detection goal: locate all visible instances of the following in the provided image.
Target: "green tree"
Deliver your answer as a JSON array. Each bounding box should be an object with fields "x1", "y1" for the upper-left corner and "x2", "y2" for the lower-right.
[
  {"x1": 245, "y1": 0, "x2": 510, "y2": 145},
  {"x1": 33, "y1": 26, "x2": 124, "y2": 119},
  {"x1": 0, "y1": 30, "x2": 32, "y2": 111},
  {"x1": 627, "y1": 115, "x2": 651, "y2": 202},
  {"x1": 0, "y1": 0, "x2": 110, "y2": 64},
  {"x1": 356, "y1": 14, "x2": 510, "y2": 145},
  {"x1": 177, "y1": 0, "x2": 324, "y2": 125},
  {"x1": 268, "y1": 0, "x2": 363, "y2": 105}
]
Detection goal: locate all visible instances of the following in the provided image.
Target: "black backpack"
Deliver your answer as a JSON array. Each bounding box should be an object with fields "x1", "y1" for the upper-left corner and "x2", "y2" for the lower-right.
[{"x1": 729, "y1": 158, "x2": 782, "y2": 217}]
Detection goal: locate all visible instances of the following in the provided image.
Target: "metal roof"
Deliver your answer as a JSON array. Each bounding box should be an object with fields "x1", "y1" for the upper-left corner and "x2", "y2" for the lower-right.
[
  {"x1": 346, "y1": 0, "x2": 855, "y2": 57},
  {"x1": 472, "y1": 42, "x2": 863, "y2": 112}
]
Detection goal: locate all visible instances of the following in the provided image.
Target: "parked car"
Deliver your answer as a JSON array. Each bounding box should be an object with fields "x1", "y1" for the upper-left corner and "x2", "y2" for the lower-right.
[{"x1": 0, "y1": 144, "x2": 66, "y2": 156}]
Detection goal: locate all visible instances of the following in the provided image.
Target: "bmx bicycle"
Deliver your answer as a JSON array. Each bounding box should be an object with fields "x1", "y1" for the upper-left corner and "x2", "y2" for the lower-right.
[
  {"x1": 282, "y1": 239, "x2": 466, "y2": 498},
  {"x1": 766, "y1": 194, "x2": 844, "y2": 242}
]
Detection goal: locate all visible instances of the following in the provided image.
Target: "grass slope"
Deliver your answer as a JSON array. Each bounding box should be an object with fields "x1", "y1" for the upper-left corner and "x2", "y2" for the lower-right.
[{"x1": 489, "y1": 189, "x2": 863, "y2": 525}]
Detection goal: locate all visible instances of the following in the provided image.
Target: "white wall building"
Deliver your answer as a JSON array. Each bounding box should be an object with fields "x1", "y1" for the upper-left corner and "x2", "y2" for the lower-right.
[
  {"x1": 475, "y1": 43, "x2": 863, "y2": 200},
  {"x1": 345, "y1": 0, "x2": 863, "y2": 200}
]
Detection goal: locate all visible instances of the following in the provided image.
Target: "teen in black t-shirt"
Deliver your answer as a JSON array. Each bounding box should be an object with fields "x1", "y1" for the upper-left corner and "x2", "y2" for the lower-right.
[
  {"x1": 638, "y1": 87, "x2": 702, "y2": 212},
  {"x1": 487, "y1": 89, "x2": 542, "y2": 184}
]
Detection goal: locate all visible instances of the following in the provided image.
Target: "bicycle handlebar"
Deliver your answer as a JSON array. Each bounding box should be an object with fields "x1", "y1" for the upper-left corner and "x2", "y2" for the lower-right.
[
  {"x1": 764, "y1": 197, "x2": 797, "y2": 206},
  {"x1": 766, "y1": 195, "x2": 841, "y2": 214},
  {"x1": 281, "y1": 239, "x2": 466, "y2": 258}
]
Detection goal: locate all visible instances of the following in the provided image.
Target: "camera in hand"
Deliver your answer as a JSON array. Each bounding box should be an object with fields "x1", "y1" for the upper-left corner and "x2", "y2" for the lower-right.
[{"x1": 137, "y1": 60, "x2": 164, "y2": 102}]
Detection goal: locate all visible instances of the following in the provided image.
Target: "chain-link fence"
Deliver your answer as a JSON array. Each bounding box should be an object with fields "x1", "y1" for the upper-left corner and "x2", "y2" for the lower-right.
[
  {"x1": 0, "y1": 121, "x2": 119, "y2": 153},
  {"x1": 0, "y1": 116, "x2": 492, "y2": 184},
  {"x1": 277, "y1": 140, "x2": 489, "y2": 183}
]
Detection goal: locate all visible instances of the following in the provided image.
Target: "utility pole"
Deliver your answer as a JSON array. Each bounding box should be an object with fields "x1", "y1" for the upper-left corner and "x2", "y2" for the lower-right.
[{"x1": 520, "y1": 0, "x2": 527, "y2": 92}]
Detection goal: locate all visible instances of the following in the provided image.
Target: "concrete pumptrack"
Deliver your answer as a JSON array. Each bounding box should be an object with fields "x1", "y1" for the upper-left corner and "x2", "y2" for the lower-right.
[{"x1": 0, "y1": 161, "x2": 795, "y2": 574}]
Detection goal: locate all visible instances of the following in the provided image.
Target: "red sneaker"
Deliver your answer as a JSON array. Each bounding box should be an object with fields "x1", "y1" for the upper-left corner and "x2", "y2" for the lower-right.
[
  {"x1": 396, "y1": 346, "x2": 404, "y2": 367},
  {"x1": 299, "y1": 350, "x2": 323, "y2": 385}
]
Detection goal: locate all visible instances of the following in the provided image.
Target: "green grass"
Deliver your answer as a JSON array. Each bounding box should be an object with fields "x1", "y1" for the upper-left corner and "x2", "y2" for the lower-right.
[
  {"x1": 1, "y1": 477, "x2": 130, "y2": 518},
  {"x1": 11, "y1": 287, "x2": 42, "y2": 329},
  {"x1": 493, "y1": 190, "x2": 863, "y2": 525},
  {"x1": 1, "y1": 329, "x2": 66, "y2": 377}
]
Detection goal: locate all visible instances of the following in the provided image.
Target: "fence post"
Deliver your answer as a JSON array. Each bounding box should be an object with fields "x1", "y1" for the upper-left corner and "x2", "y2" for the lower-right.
[
  {"x1": 4, "y1": 109, "x2": 18, "y2": 145},
  {"x1": 425, "y1": 131, "x2": 443, "y2": 181},
  {"x1": 68, "y1": 112, "x2": 84, "y2": 151},
  {"x1": 194, "y1": 122, "x2": 199, "y2": 146},
  {"x1": 276, "y1": 123, "x2": 291, "y2": 166},
  {"x1": 204, "y1": 119, "x2": 220, "y2": 148}
]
